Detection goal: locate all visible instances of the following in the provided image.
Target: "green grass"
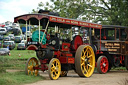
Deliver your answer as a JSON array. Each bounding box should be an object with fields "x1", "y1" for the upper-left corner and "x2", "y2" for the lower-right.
[
  {"x1": 111, "y1": 67, "x2": 127, "y2": 71},
  {"x1": 9, "y1": 49, "x2": 36, "y2": 59},
  {"x1": 0, "y1": 49, "x2": 43, "y2": 85},
  {"x1": 0, "y1": 49, "x2": 37, "y2": 69},
  {"x1": 0, "y1": 71, "x2": 44, "y2": 85},
  {"x1": 1, "y1": 41, "x2": 36, "y2": 59}
]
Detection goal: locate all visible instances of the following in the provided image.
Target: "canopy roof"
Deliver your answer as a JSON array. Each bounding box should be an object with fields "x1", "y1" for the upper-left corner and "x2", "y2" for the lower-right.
[{"x1": 14, "y1": 13, "x2": 102, "y2": 29}]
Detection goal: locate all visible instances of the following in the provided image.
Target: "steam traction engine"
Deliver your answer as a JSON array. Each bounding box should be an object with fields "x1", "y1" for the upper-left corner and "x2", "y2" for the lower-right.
[
  {"x1": 14, "y1": 10, "x2": 102, "y2": 80},
  {"x1": 93, "y1": 25, "x2": 128, "y2": 74}
]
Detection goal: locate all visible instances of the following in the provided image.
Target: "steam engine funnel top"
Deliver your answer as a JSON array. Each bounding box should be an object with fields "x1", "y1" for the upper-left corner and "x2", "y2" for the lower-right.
[
  {"x1": 38, "y1": 9, "x2": 50, "y2": 14},
  {"x1": 38, "y1": 9, "x2": 59, "y2": 16}
]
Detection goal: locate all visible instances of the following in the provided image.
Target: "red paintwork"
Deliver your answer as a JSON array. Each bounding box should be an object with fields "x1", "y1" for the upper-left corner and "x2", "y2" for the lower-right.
[
  {"x1": 100, "y1": 57, "x2": 109, "y2": 73},
  {"x1": 95, "y1": 62, "x2": 97, "y2": 67},
  {"x1": 59, "y1": 57, "x2": 67, "y2": 64},
  {"x1": 27, "y1": 45, "x2": 38, "y2": 50},
  {"x1": 120, "y1": 56, "x2": 122, "y2": 64},
  {"x1": 46, "y1": 34, "x2": 50, "y2": 40},
  {"x1": 67, "y1": 57, "x2": 74, "y2": 64},
  {"x1": 96, "y1": 50, "x2": 103, "y2": 55},
  {"x1": 66, "y1": 53, "x2": 72, "y2": 57},
  {"x1": 61, "y1": 52, "x2": 72, "y2": 57},
  {"x1": 40, "y1": 64, "x2": 48, "y2": 71},
  {"x1": 62, "y1": 43, "x2": 70, "y2": 51},
  {"x1": 40, "y1": 59, "x2": 48, "y2": 71},
  {"x1": 40, "y1": 59, "x2": 48, "y2": 63},
  {"x1": 59, "y1": 57, "x2": 74, "y2": 64},
  {"x1": 41, "y1": 44, "x2": 47, "y2": 48},
  {"x1": 54, "y1": 51, "x2": 61, "y2": 57},
  {"x1": 119, "y1": 55, "x2": 125, "y2": 64}
]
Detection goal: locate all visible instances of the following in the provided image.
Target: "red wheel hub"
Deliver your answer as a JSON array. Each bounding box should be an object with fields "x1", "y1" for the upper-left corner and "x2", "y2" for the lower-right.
[{"x1": 100, "y1": 57, "x2": 108, "y2": 73}]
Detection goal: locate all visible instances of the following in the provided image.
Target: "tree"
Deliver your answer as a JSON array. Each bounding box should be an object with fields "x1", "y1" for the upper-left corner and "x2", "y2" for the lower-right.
[
  {"x1": 33, "y1": 0, "x2": 90, "y2": 19},
  {"x1": 32, "y1": 0, "x2": 128, "y2": 26},
  {"x1": 91, "y1": 0, "x2": 128, "y2": 26}
]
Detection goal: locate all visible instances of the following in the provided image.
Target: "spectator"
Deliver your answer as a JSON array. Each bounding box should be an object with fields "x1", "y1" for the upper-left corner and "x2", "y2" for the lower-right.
[{"x1": 7, "y1": 45, "x2": 9, "y2": 50}]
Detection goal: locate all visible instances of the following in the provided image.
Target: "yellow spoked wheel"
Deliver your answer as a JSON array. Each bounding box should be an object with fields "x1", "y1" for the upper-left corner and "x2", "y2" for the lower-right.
[
  {"x1": 60, "y1": 71, "x2": 68, "y2": 77},
  {"x1": 48, "y1": 58, "x2": 61, "y2": 80},
  {"x1": 25, "y1": 57, "x2": 39, "y2": 76},
  {"x1": 75, "y1": 45, "x2": 95, "y2": 77}
]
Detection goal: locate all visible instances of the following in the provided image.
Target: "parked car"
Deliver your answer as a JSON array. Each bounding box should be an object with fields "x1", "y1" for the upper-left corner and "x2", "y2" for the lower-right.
[
  {"x1": 21, "y1": 40, "x2": 27, "y2": 47},
  {"x1": 3, "y1": 36, "x2": 11, "y2": 42},
  {"x1": 3, "y1": 41, "x2": 15, "y2": 50},
  {"x1": 0, "y1": 28, "x2": 7, "y2": 35},
  {"x1": 14, "y1": 36, "x2": 22, "y2": 43},
  {"x1": 12, "y1": 27, "x2": 20, "y2": 35},
  {"x1": 0, "y1": 42, "x2": 2, "y2": 48},
  {"x1": 17, "y1": 43, "x2": 26, "y2": 50},
  {"x1": 0, "y1": 51, "x2": 6, "y2": 55},
  {"x1": 12, "y1": 23, "x2": 19, "y2": 28},
  {"x1": 0, "y1": 24, "x2": 5, "y2": 27},
  {"x1": 21, "y1": 40, "x2": 27, "y2": 43},
  {"x1": 0, "y1": 48, "x2": 10, "y2": 55},
  {"x1": 4, "y1": 26, "x2": 12, "y2": 32},
  {"x1": 20, "y1": 34, "x2": 26, "y2": 40},
  {"x1": 0, "y1": 34, "x2": 4, "y2": 40},
  {"x1": 9, "y1": 34, "x2": 15, "y2": 40}
]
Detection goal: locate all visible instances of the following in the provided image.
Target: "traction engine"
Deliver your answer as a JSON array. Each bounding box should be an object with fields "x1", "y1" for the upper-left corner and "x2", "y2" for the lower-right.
[
  {"x1": 26, "y1": 31, "x2": 95, "y2": 80},
  {"x1": 14, "y1": 10, "x2": 102, "y2": 80}
]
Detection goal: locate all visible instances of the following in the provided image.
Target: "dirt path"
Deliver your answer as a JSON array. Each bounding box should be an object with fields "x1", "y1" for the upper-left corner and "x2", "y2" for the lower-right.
[{"x1": 24, "y1": 70, "x2": 128, "y2": 85}]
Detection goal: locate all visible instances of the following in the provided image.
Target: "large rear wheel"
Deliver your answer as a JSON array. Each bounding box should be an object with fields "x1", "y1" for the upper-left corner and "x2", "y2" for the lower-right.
[
  {"x1": 97, "y1": 56, "x2": 109, "y2": 74},
  {"x1": 25, "y1": 57, "x2": 39, "y2": 76},
  {"x1": 75, "y1": 45, "x2": 95, "y2": 77},
  {"x1": 48, "y1": 58, "x2": 61, "y2": 80}
]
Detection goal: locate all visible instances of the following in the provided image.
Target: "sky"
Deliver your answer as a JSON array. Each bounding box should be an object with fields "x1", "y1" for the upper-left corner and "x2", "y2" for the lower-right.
[{"x1": 0, "y1": 0, "x2": 49, "y2": 23}]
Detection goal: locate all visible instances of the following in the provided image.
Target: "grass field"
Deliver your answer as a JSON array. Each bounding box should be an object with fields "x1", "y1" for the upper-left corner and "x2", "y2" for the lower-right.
[
  {"x1": 0, "y1": 71, "x2": 44, "y2": 85},
  {"x1": 1, "y1": 49, "x2": 37, "y2": 69},
  {"x1": 0, "y1": 48, "x2": 44, "y2": 85}
]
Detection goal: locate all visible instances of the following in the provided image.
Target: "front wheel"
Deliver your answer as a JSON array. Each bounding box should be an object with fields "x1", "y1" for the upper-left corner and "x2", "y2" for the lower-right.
[
  {"x1": 25, "y1": 57, "x2": 39, "y2": 76},
  {"x1": 97, "y1": 56, "x2": 109, "y2": 74},
  {"x1": 48, "y1": 58, "x2": 61, "y2": 80}
]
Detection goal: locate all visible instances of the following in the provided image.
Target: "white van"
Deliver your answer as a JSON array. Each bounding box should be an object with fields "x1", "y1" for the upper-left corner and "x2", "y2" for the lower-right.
[{"x1": 0, "y1": 28, "x2": 7, "y2": 35}]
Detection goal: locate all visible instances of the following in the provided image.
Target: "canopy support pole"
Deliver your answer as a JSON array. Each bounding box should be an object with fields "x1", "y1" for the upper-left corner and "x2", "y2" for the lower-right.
[
  {"x1": 41, "y1": 20, "x2": 49, "y2": 44},
  {"x1": 29, "y1": 20, "x2": 31, "y2": 38},
  {"x1": 70, "y1": 26, "x2": 72, "y2": 41},
  {"x1": 39, "y1": 20, "x2": 40, "y2": 43},
  {"x1": 26, "y1": 21, "x2": 27, "y2": 41}
]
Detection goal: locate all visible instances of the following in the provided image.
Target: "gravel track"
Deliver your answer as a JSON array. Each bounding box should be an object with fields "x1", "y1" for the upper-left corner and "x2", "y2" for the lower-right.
[{"x1": 24, "y1": 70, "x2": 128, "y2": 85}]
